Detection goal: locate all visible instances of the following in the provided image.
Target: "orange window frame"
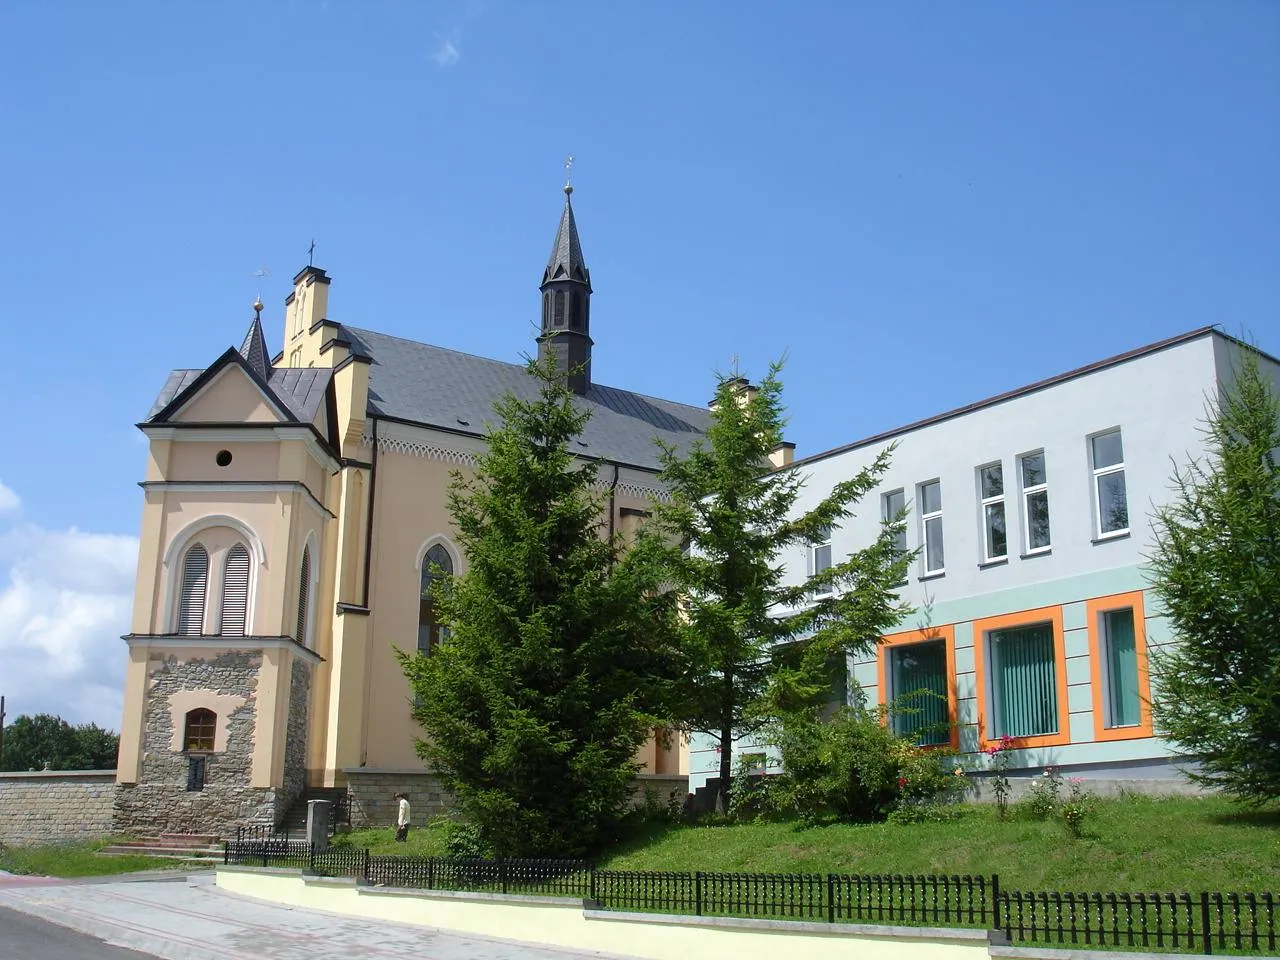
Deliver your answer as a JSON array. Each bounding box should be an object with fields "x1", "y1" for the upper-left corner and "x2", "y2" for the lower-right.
[
  {"x1": 972, "y1": 605, "x2": 1070, "y2": 750},
  {"x1": 877, "y1": 624, "x2": 959, "y2": 750},
  {"x1": 1087, "y1": 590, "x2": 1153, "y2": 741}
]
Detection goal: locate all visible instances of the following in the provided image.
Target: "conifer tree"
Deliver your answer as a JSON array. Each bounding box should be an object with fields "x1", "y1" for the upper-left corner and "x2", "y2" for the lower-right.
[
  {"x1": 653, "y1": 364, "x2": 912, "y2": 812},
  {"x1": 1149, "y1": 350, "x2": 1280, "y2": 805},
  {"x1": 397, "y1": 358, "x2": 677, "y2": 857}
]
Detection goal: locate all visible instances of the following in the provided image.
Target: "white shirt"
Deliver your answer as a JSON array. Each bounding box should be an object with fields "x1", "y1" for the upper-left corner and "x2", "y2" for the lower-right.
[{"x1": 397, "y1": 798, "x2": 411, "y2": 827}]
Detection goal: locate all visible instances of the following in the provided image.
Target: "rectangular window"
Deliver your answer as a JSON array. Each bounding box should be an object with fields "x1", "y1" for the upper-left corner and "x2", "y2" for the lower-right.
[
  {"x1": 810, "y1": 526, "x2": 833, "y2": 597},
  {"x1": 889, "y1": 640, "x2": 949, "y2": 746},
  {"x1": 1020, "y1": 452, "x2": 1051, "y2": 553},
  {"x1": 978, "y1": 464, "x2": 1007, "y2": 562},
  {"x1": 919, "y1": 480, "x2": 944, "y2": 574},
  {"x1": 1091, "y1": 430, "x2": 1129, "y2": 537},
  {"x1": 990, "y1": 622, "x2": 1059, "y2": 739},
  {"x1": 882, "y1": 489, "x2": 907, "y2": 557},
  {"x1": 186, "y1": 756, "x2": 207, "y2": 792},
  {"x1": 1087, "y1": 591, "x2": 1152, "y2": 741}
]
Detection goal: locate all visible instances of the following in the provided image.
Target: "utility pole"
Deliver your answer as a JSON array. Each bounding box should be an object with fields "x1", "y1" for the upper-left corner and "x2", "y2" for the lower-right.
[{"x1": 0, "y1": 695, "x2": 6, "y2": 769}]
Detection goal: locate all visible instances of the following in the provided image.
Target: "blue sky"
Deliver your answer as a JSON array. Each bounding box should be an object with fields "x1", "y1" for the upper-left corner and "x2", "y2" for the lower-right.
[{"x1": 0, "y1": 1, "x2": 1276, "y2": 727}]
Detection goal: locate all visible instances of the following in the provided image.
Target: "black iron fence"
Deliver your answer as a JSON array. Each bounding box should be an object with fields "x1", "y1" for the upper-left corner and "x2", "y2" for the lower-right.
[{"x1": 222, "y1": 842, "x2": 1277, "y2": 955}]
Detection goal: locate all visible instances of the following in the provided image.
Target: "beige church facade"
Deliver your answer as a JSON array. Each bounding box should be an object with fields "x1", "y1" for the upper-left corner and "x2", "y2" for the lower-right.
[{"x1": 115, "y1": 189, "x2": 708, "y2": 835}]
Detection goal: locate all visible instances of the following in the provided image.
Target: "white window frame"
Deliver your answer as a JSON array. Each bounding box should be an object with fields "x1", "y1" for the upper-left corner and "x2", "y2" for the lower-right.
[
  {"x1": 809, "y1": 526, "x2": 833, "y2": 598},
  {"x1": 1090, "y1": 429, "x2": 1129, "y2": 539},
  {"x1": 882, "y1": 488, "x2": 908, "y2": 583},
  {"x1": 977, "y1": 463, "x2": 1007, "y2": 563},
  {"x1": 919, "y1": 480, "x2": 944, "y2": 575},
  {"x1": 1019, "y1": 450, "x2": 1051, "y2": 555}
]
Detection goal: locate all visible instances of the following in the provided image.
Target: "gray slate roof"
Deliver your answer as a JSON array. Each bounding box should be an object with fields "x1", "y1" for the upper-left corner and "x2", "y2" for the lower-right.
[
  {"x1": 146, "y1": 363, "x2": 332, "y2": 424},
  {"x1": 543, "y1": 194, "x2": 590, "y2": 287},
  {"x1": 345, "y1": 326, "x2": 708, "y2": 471}
]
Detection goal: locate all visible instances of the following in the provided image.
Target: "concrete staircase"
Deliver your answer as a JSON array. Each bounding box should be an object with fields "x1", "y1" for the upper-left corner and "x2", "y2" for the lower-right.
[{"x1": 100, "y1": 833, "x2": 224, "y2": 863}]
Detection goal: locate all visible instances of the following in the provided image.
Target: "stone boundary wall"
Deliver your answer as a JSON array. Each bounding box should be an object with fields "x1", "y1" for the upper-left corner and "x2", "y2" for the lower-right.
[
  {"x1": 0, "y1": 770, "x2": 117, "y2": 845},
  {"x1": 345, "y1": 769, "x2": 691, "y2": 828}
]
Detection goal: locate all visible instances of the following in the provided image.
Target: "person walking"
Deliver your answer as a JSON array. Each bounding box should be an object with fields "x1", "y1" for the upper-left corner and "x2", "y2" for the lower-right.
[{"x1": 394, "y1": 792, "x2": 411, "y2": 842}]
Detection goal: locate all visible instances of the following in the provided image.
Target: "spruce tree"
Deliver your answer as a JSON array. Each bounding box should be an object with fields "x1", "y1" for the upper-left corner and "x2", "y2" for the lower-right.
[
  {"x1": 396, "y1": 358, "x2": 677, "y2": 857},
  {"x1": 653, "y1": 363, "x2": 912, "y2": 812},
  {"x1": 1149, "y1": 350, "x2": 1280, "y2": 805}
]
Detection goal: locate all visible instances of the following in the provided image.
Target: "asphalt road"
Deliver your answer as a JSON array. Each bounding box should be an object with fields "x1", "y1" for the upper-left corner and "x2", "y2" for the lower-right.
[{"x1": 0, "y1": 905, "x2": 160, "y2": 960}]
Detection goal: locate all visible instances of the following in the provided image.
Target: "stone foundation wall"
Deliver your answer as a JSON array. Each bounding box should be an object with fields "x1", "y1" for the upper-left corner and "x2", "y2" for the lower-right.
[
  {"x1": 0, "y1": 771, "x2": 118, "y2": 845},
  {"x1": 114, "y1": 650, "x2": 279, "y2": 837},
  {"x1": 280, "y1": 660, "x2": 311, "y2": 815},
  {"x1": 345, "y1": 770, "x2": 691, "y2": 828}
]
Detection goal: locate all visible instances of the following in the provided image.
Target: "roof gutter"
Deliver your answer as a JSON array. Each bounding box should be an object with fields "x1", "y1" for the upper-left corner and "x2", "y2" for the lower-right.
[{"x1": 362, "y1": 417, "x2": 379, "y2": 608}]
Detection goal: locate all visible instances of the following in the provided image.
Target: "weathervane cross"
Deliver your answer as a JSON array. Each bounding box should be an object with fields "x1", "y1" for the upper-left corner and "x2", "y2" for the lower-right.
[
  {"x1": 564, "y1": 154, "x2": 574, "y2": 188},
  {"x1": 308, "y1": 239, "x2": 316, "y2": 267},
  {"x1": 729, "y1": 352, "x2": 741, "y2": 377}
]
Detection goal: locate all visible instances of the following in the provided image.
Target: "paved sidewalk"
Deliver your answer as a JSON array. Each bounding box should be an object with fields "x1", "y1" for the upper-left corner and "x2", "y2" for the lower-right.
[{"x1": 0, "y1": 873, "x2": 639, "y2": 960}]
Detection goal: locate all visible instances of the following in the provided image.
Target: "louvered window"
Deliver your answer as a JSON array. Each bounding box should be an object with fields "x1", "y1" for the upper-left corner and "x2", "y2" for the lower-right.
[
  {"x1": 990, "y1": 623, "x2": 1059, "y2": 738},
  {"x1": 296, "y1": 547, "x2": 311, "y2": 647},
  {"x1": 177, "y1": 544, "x2": 209, "y2": 636},
  {"x1": 890, "y1": 640, "x2": 949, "y2": 746},
  {"x1": 553, "y1": 291, "x2": 566, "y2": 327},
  {"x1": 220, "y1": 544, "x2": 250, "y2": 636}
]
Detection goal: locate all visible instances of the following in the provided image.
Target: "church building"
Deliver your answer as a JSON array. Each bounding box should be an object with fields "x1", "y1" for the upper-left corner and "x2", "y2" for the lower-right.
[{"x1": 115, "y1": 185, "x2": 710, "y2": 835}]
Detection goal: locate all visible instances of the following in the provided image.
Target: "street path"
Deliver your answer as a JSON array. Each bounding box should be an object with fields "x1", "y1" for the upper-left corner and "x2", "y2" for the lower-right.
[
  {"x1": 0, "y1": 905, "x2": 162, "y2": 960},
  {"x1": 0, "y1": 872, "x2": 640, "y2": 960}
]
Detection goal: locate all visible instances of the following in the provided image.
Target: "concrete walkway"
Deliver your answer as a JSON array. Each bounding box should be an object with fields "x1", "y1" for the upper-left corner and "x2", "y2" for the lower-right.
[{"x1": 0, "y1": 872, "x2": 640, "y2": 960}]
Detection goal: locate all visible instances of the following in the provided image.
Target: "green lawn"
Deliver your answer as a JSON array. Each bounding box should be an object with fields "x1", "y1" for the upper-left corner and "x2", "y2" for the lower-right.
[
  {"x1": 0, "y1": 840, "x2": 188, "y2": 878},
  {"x1": 339, "y1": 797, "x2": 1278, "y2": 892}
]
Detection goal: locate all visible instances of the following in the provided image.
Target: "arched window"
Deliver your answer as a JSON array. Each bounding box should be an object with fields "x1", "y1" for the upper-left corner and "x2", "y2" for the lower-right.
[
  {"x1": 220, "y1": 543, "x2": 250, "y2": 636},
  {"x1": 553, "y1": 290, "x2": 566, "y2": 327},
  {"x1": 418, "y1": 544, "x2": 454, "y2": 655},
  {"x1": 177, "y1": 544, "x2": 209, "y2": 636},
  {"x1": 183, "y1": 708, "x2": 216, "y2": 752},
  {"x1": 571, "y1": 294, "x2": 585, "y2": 331},
  {"x1": 296, "y1": 546, "x2": 312, "y2": 647}
]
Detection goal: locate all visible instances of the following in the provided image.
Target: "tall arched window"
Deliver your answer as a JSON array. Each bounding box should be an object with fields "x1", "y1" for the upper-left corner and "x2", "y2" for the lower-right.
[
  {"x1": 296, "y1": 546, "x2": 312, "y2": 647},
  {"x1": 220, "y1": 543, "x2": 250, "y2": 636},
  {"x1": 418, "y1": 544, "x2": 454, "y2": 655},
  {"x1": 177, "y1": 544, "x2": 209, "y2": 636},
  {"x1": 553, "y1": 290, "x2": 566, "y2": 327}
]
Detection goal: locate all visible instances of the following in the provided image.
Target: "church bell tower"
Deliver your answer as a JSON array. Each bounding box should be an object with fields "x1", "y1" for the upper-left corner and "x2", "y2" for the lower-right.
[{"x1": 537, "y1": 172, "x2": 593, "y2": 395}]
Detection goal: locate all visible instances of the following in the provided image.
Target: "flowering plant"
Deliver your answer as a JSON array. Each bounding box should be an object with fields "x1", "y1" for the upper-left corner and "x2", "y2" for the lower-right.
[
  {"x1": 1060, "y1": 778, "x2": 1096, "y2": 838},
  {"x1": 986, "y1": 737, "x2": 1015, "y2": 818}
]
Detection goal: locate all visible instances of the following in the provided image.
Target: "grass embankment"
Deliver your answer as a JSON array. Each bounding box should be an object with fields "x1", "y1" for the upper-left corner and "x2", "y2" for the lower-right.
[
  {"x1": 338, "y1": 797, "x2": 1279, "y2": 892},
  {"x1": 0, "y1": 840, "x2": 186, "y2": 878}
]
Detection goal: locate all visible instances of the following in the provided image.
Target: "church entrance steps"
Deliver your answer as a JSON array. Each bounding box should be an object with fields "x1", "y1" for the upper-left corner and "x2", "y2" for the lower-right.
[{"x1": 100, "y1": 834, "x2": 224, "y2": 861}]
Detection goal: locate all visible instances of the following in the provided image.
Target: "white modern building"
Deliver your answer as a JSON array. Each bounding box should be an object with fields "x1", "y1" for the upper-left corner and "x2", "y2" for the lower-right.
[{"x1": 688, "y1": 327, "x2": 1279, "y2": 790}]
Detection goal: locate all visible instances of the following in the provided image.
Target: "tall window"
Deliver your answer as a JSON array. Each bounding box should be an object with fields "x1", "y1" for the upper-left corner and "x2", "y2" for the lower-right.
[
  {"x1": 989, "y1": 622, "x2": 1059, "y2": 738},
  {"x1": 888, "y1": 640, "x2": 949, "y2": 746},
  {"x1": 1091, "y1": 430, "x2": 1129, "y2": 537},
  {"x1": 919, "y1": 480, "x2": 944, "y2": 574},
  {"x1": 296, "y1": 547, "x2": 312, "y2": 647},
  {"x1": 177, "y1": 544, "x2": 209, "y2": 636},
  {"x1": 978, "y1": 464, "x2": 1006, "y2": 562},
  {"x1": 1087, "y1": 591, "x2": 1151, "y2": 741},
  {"x1": 1020, "y1": 452, "x2": 1051, "y2": 553},
  {"x1": 1100, "y1": 609, "x2": 1140, "y2": 727},
  {"x1": 183, "y1": 708, "x2": 216, "y2": 752},
  {"x1": 553, "y1": 290, "x2": 566, "y2": 327},
  {"x1": 220, "y1": 544, "x2": 250, "y2": 636},
  {"x1": 882, "y1": 489, "x2": 907, "y2": 556},
  {"x1": 810, "y1": 526, "x2": 833, "y2": 598},
  {"x1": 418, "y1": 544, "x2": 454, "y2": 655}
]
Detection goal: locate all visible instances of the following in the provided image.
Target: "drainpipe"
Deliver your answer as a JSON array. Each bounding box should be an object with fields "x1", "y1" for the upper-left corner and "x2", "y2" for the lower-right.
[{"x1": 362, "y1": 418, "x2": 378, "y2": 607}]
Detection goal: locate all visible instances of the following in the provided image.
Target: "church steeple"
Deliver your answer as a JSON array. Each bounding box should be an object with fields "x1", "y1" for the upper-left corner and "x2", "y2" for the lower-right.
[
  {"x1": 239, "y1": 299, "x2": 272, "y2": 381},
  {"x1": 537, "y1": 170, "x2": 593, "y2": 395}
]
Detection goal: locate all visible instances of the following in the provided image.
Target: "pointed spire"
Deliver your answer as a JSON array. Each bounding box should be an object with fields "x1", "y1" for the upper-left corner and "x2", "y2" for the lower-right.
[
  {"x1": 239, "y1": 300, "x2": 272, "y2": 379},
  {"x1": 542, "y1": 185, "x2": 591, "y2": 289}
]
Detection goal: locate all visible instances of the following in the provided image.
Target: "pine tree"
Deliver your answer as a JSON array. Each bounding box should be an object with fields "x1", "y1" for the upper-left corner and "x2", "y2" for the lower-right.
[
  {"x1": 396, "y1": 358, "x2": 677, "y2": 857},
  {"x1": 653, "y1": 363, "x2": 912, "y2": 812},
  {"x1": 1149, "y1": 350, "x2": 1280, "y2": 805}
]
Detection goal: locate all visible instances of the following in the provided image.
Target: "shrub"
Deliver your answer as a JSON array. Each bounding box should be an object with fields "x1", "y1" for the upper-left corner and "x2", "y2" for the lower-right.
[
  {"x1": 1060, "y1": 778, "x2": 1097, "y2": 839},
  {"x1": 434, "y1": 816, "x2": 489, "y2": 859},
  {"x1": 984, "y1": 736, "x2": 1016, "y2": 819},
  {"x1": 766, "y1": 705, "x2": 963, "y2": 824},
  {"x1": 1019, "y1": 766, "x2": 1063, "y2": 821}
]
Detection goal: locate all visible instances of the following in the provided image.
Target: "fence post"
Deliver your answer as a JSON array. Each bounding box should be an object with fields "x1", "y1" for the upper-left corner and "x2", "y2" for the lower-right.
[
  {"x1": 308, "y1": 842, "x2": 316, "y2": 875},
  {"x1": 827, "y1": 874, "x2": 836, "y2": 924},
  {"x1": 501, "y1": 858, "x2": 509, "y2": 896},
  {"x1": 590, "y1": 867, "x2": 598, "y2": 904},
  {"x1": 695, "y1": 872, "x2": 703, "y2": 917},
  {"x1": 428, "y1": 856, "x2": 436, "y2": 891},
  {"x1": 363, "y1": 848, "x2": 370, "y2": 884},
  {"x1": 992, "y1": 874, "x2": 1001, "y2": 931}
]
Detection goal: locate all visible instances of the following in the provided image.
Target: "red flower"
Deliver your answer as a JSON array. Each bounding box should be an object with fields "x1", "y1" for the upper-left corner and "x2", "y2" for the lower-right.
[{"x1": 897, "y1": 777, "x2": 908, "y2": 788}]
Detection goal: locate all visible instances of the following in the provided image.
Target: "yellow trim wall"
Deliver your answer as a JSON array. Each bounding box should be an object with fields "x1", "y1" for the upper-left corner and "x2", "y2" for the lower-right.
[{"x1": 217, "y1": 868, "x2": 989, "y2": 960}]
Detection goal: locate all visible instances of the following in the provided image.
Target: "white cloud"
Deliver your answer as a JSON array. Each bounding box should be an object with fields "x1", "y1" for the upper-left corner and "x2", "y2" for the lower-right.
[
  {"x1": 0, "y1": 480, "x2": 19, "y2": 515},
  {"x1": 0, "y1": 505, "x2": 138, "y2": 732},
  {"x1": 430, "y1": 34, "x2": 461, "y2": 68}
]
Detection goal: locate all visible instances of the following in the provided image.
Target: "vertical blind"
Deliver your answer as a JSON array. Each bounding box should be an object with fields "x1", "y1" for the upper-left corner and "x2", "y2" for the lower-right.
[
  {"x1": 220, "y1": 544, "x2": 250, "y2": 637},
  {"x1": 1104, "y1": 609, "x2": 1140, "y2": 727},
  {"x1": 177, "y1": 544, "x2": 209, "y2": 636},
  {"x1": 993, "y1": 623, "x2": 1058, "y2": 738},
  {"x1": 891, "y1": 640, "x2": 948, "y2": 745},
  {"x1": 296, "y1": 547, "x2": 311, "y2": 646}
]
